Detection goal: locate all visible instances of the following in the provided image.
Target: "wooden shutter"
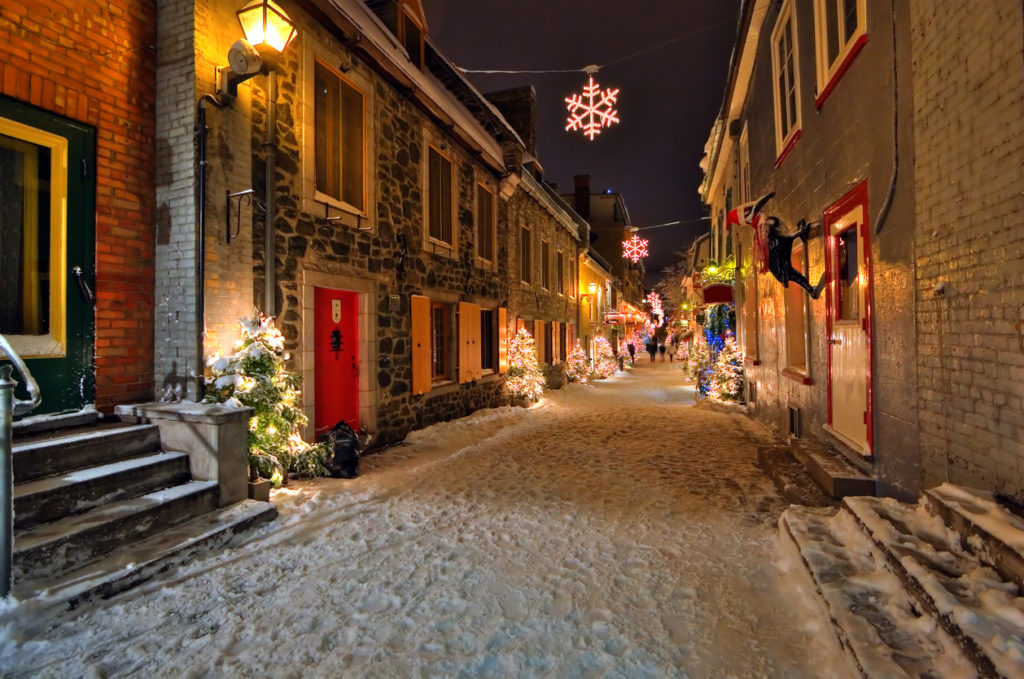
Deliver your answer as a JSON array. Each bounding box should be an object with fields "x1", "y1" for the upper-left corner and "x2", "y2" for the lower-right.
[
  {"x1": 567, "y1": 323, "x2": 575, "y2": 353},
  {"x1": 534, "y1": 319, "x2": 544, "y2": 363},
  {"x1": 458, "y1": 302, "x2": 481, "y2": 383},
  {"x1": 411, "y1": 295, "x2": 432, "y2": 395},
  {"x1": 551, "y1": 321, "x2": 560, "y2": 362},
  {"x1": 498, "y1": 307, "x2": 508, "y2": 373}
]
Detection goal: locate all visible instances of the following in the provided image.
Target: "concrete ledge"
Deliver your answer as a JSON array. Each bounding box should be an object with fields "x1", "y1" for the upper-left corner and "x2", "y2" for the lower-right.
[
  {"x1": 115, "y1": 402, "x2": 253, "y2": 506},
  {"x1": 791, "y1": 438, "x2": 875, "y2": 498}
]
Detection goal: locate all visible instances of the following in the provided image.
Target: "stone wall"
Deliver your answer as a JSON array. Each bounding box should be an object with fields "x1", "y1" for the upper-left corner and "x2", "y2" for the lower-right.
[{"x1": 910, "y1": 0, "x2": 1024, "y2": 496}]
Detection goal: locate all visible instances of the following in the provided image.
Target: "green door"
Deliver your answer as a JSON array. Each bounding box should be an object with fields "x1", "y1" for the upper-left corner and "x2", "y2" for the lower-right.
[{"x1": 1, "y1": 96, "x2": 96, "y2": 415}]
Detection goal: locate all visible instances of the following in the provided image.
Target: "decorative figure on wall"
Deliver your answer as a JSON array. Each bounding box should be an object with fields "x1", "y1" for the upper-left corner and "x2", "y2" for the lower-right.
[{"x1": 766, "y1": 217, "x2": 827, "y2": 299}]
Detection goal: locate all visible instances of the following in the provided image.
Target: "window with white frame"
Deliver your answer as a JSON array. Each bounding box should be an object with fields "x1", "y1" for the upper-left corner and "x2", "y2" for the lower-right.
[
  {"x1": 813, "y1": 0, "x2": 866, "y2": 98},
  {"x1": 313, "y1": 60, "x2": 365, "y2": 212},
  {"x1": 784, "y1": 241, "x2": 809, "y2": 372},
  {"x1": 771, "y1": 0, "x2": 802, "y2": 157}
]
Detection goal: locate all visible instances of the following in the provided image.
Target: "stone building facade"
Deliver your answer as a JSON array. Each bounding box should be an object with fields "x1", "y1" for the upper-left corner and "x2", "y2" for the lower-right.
[
  {"x1": 702, "y1": 0, "x2": 1024, "y2": 499},
  {"x1": 156, "y1": 0, "x2": 586, "y2": 447},
  {"x1": 1, "y1": 0, "x2": 157, "y2": 414}
]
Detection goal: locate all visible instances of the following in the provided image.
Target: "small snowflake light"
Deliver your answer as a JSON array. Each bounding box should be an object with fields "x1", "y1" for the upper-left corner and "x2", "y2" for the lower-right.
[
  {"x1": 565, "y1": 69, "x2": 620, "y2": 141},
  {"x1": 622, "y1": 235, "x2": 648, "y2": 263}
]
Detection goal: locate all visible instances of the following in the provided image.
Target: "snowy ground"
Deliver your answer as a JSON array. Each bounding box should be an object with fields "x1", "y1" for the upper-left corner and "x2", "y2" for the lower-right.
[{"x1": 2, "y1": 358, "x2": 855, "y2": 678}]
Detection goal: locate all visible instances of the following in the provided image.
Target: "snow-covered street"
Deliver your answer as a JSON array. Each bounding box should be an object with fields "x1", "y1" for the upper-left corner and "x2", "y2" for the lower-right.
[{"x1": 2, "y1": 359, "x2": 854, "y2": 678}]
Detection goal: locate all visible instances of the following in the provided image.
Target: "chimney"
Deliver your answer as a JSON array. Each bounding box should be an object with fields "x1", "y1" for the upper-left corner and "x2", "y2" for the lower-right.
[{"x1": 574, "y1": 174, "x2": 590, "y2": 219}]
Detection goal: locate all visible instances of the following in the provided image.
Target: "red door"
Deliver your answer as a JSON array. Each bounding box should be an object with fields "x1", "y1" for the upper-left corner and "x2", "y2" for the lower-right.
[{"x1": 314, "y1": 287, "x2": 359, "y2": 436}]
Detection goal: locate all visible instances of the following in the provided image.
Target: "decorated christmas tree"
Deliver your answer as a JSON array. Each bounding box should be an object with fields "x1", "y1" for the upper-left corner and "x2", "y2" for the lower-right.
[
  {"x1": 708, "y1": 334, "x2": 745, "y2": 402},
  {"x1": 205, "y1": 311, "x2": 327, "y2": 485},
  {"x1": 504, "y1": 327, "x2": 545, "y2": 401},
  {"x1": 564, "y1": 339, "x2": 591, "y2": 384},
  {"x1": 686, "y1": 335, "x2": 714, "y2": 396},
  {"x1": 592, "y1": 336, "x2": 618, "y2": 378}
]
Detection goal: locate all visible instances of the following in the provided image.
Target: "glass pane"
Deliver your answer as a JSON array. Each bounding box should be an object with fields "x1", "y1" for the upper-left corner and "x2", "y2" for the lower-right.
[
  {"x1": 826, "y1": 0, "x2": 840, "y2": 63},
  {"x1": 440, "y1": 155, "x2": 452, "y2": 244},
  {"x1": 480, "y1": 309, "x2": 495, "y2": 370},
  {"x1": 837, "y1": 228, "x2": 859, "y2": 320},
  {"x1": 340, "y1": 80, "x2": 363, "y2": 210},
  {"x1": 785, "y1": 246, "x2": 807, "y2": 368},
  {"x1": 402, "y1": 13, "x2": 422, "y2": 68},
  {"x1": 314, "y1": 63, "x2": 340, "y2": 200},
  {"x1": 843, "y1": 0, "x2": 858, "y2": 45},
  {"x1": 428, "y1": 148, "x2": 441, "y2": 240},
  {"x1": 431, "y1": 305, "x2": 445, "y2": 376},
  {"x1": 477, "y1": 186, "x2": 493, "y2": 260},
  {"x1": 0, "y1": 133, "x2": 51, "y2": 335}
]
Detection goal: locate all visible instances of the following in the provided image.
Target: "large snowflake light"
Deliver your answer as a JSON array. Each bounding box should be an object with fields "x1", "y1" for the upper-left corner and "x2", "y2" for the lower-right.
[
  {"x1": 565, "y1": 74, "x2": 620, "y2": 140},
  {"x1": 622, "y1": 235, "x2": 648, "y2": 263},
  {"x1": 646, "y1": 292, "x2": 663, "y2": 320}
]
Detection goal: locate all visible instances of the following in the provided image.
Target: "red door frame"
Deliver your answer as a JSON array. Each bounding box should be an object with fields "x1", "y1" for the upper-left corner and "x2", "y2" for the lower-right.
[{"x1": 823, "y1": 180, "x2": 875, "y2": 455}]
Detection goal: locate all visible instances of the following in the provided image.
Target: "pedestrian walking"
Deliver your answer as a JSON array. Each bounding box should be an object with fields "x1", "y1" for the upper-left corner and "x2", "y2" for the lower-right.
[
  {"x1": 658, "y1": 343, "x2": 667, "y2": 361},
  {"x1": 646, "y1": 340, "x2": 657, "y2": 362},
  {"x1": 627, "y1": 342, "x2": 636, "y2": 365}
]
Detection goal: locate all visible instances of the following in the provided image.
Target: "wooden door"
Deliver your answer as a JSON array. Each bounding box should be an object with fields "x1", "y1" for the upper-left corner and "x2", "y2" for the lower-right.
[
  {"x1": 825, "y1": 182, "x2": 873, "y2": 455},
  {"x1": 314, "y1": 287, "x2": 359, "y2": 435}
]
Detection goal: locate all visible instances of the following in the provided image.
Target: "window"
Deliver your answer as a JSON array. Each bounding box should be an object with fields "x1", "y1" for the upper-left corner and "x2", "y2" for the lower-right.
[
  {"x1": 739, "y1": 125, "x2": 751, "y2": 204},
  {"x1": 556, "y1": 251, "x2": 564, "y2": 294},
  {"x1": 813, "y1": 0, "x2": 866, "y2": 105},
  {"x1": 430, "y1": 301, "x2": 449, "y2": 380},
  {"x1": 476, "y1": 183, "x2": 495, "y2": 262},
  {"x1": 541, "y1": 241, "x2": 550, "y2": 289},
  {"x1": 559, "y1": 323, "x2": 567, "y2": 361},
  {"x1": 771, "y1": 0, "x2": 802, "y2": 159},
  {"x1": 481, "y1": 308, "x2": 496, "y2": 371},
  {"x1": 837, "y1": 228, "x2": 859, "y2": 321},
  {"x1": 520, "y1": 225, "x2": 532, "y2": 283},
  {"x1": 784, "y1": 242, "x2": 808, "y2": 372},
  {"x1": 427, "y1": 146, "x2": 453, "y2": 246},
  {"x1": 314, "y1": 61, "x2": 365, "y2": 211},
  {"x1": 399, "y1": 9, "x2": 424, "y2": 69},
  {"x1": 544, "y1": 322, "x2": 553, "y2": 365}
]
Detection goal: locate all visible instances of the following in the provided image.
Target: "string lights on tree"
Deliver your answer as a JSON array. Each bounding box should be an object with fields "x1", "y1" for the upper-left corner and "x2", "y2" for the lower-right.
[
  {"x1": 622, "y1": 235, "x2": 649, "y2": 263},
  {"x1": 504, "y1": 328, "x2": 545, "y2": 401}
]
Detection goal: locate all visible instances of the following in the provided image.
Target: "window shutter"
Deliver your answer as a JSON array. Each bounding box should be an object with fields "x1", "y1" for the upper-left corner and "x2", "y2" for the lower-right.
[
  {"x1": 534, "y1": 319, "x2": 544, "y2": 363},
  {"x1": 498, "y1": 307, "x2": 508, "y2": 373},
  {"x1": 551, "y1": 322, "x2": 560, "y2": 362},
  {"x1": 458, "y1": 302, "x2": 481, "y2": 383},
  {"x1": 411, "y1": 295, "x2": 432, "y2": 394}
]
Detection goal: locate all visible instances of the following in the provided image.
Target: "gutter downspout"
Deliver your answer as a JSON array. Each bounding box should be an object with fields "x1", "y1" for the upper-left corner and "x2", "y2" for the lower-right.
[{"x1": 264, "y1": 70, "x2": 277, "y2": 316}]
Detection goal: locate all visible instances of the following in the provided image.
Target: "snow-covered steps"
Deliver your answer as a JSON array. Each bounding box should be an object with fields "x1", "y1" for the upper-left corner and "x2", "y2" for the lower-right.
[
  {"x1": 13, "y1": 422, "x2": 162, "y2": 483},
  {"x1": 845, "y1": 496, "x2": 1024, "y2": 678},
  {"x1": 791, "y1": 438, "x2": 875, "y2": 498},
  {"x1": 757, "y1": 444, "x2": 838, "y2": 507},
  {"x1": 11, "y1": 499, "x2": 276, "y2": 609},
  {"x1": 12, "y1": 451, "x2": 192, "y2": 529},
  {"x1": 780, "y1": 506, "x2": 978, "y2": 678},
  {"x1": 13, "y1": 480, "x2": 219, "y2": 584},
  {"x1": 923, "y1": 484, "x2": 1024, "y2": 593}
]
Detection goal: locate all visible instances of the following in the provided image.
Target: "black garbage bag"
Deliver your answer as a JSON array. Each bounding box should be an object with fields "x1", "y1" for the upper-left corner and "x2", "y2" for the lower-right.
[{"x1": 317, "y1": 420, "x2": 360, "y2": 478}]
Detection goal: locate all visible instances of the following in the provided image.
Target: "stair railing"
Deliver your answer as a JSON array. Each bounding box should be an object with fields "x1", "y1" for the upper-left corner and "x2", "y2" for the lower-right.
[{"x1": 0, "y1": 334, "x2": 41, "y2": 598}]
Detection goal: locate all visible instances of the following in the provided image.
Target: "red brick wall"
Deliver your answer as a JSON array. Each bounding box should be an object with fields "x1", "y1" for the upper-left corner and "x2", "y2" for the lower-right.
[{"x1": 0, "y1": 0, "x2": 157, "y2": 410}]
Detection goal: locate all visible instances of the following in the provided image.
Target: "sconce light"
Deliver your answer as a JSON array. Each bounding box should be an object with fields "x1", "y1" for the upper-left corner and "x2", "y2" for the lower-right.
[
  {"x1": 587, "y1": 281, "x2": 598, "y2": 295},
  {"x1": 218, "y1": 0, "x2": 297, "y2": 97}
]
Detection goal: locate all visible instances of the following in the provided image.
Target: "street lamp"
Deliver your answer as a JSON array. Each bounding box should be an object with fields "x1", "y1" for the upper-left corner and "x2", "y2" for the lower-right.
[{"x1": 218, "y1": 0, "x2": 297, "y2": 96}]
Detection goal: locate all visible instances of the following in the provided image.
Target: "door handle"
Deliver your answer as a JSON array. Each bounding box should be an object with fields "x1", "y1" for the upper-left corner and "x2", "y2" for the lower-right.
[
  {"x1": 72, "y1": 266, "x2": 95, "y2": 304},
  {"x1": 827, "y1": 338, "x2": 842, "y2": 345}
]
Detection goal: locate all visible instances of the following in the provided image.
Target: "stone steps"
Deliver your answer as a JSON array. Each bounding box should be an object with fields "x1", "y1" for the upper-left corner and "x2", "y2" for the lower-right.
[
  {"x1": 13, "y1": 451, "x2": 193, "y2": 530},
  {"x1": 13, "y1": 422, "x2": 162, "y2": 483},
  {"x1": 791, "y1": 438, "x2": 875, "y2": 498},
  {"x1": 781, "y1": 484, "x2": 1024, "y2": 678}
]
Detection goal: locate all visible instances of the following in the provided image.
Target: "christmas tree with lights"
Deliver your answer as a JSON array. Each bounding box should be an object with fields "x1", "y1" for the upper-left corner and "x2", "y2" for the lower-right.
[
  {"x1": 686, "y1": 334, "x2": 714, "y2": 396},
  {"x1": 205, "y1": 311, "x2": 327, "y2": 485},
  {"x1": 592, "y1": 336, "x2": 618, "y2": 378},
  {"x1": 505, "y1": 327, "x2": 545, "y2": 401},
  {"x1": 565, "y1": 339, "x2": 590, "y2": 384},
  {"x1": 708, "y1": 334, "x2": 744, "y2": 402}
]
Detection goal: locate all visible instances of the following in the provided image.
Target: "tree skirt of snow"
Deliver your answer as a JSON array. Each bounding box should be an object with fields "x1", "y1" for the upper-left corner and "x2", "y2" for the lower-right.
[{"x1": 2, "y1": 361, "x2": 854, "y2": 678}]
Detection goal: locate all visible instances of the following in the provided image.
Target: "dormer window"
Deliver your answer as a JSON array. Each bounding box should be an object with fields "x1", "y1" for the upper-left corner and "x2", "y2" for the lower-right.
[{"x1": 400, "y1": 10, "x2": 424, "y2": 69}]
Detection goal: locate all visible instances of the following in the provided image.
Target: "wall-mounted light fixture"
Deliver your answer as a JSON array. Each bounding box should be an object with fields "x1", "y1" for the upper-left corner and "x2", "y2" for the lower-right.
[{"x1": 217, "y1": 0, "x2": 297, "y2": 97}]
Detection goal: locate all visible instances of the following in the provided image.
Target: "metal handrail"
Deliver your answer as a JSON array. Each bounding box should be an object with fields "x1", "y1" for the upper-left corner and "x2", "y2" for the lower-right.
[{"x1": 1, "y1": 333, "x2": 42, "y2": 598}]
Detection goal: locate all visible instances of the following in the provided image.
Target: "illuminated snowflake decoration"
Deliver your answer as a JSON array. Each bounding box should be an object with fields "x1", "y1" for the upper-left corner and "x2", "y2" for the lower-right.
[
  {"x1": 622, "y1": 235, "x2": 648, "y2": 263},
  {"x1": 565, "y1": 75, "x2": 620, "y2": 140},
  {"x1": 646, "y1": 292, "x2": 663, "y2": 319}
]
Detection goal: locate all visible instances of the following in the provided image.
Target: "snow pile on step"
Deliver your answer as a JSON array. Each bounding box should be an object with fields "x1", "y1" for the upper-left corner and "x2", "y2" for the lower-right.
[{"x1": 2, "y1": 361, "x2": 853, "y2": 677}]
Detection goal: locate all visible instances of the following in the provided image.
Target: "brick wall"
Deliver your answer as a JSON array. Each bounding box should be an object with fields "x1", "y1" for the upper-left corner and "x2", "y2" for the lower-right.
[
  {"x1": 0, "y1": 0, "x2": 157, "y2": 411},
  {"x1": 910, "y1": 0, "x2": 1024, "y2": 496}
]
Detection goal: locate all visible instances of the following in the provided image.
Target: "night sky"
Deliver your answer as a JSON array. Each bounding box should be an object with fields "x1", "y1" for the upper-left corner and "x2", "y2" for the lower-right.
[{"x1": 420, "y1": 0, "x2": 742, "y2": 288}]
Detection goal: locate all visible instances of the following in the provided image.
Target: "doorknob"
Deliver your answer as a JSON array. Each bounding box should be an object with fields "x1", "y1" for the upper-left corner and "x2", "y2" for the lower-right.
[
  {"x1": 72, "y1": 266, "x2": 95, "y2": 304},
  {"x1": 827, "y1": 338, "x2": 842, "y2": 345}
]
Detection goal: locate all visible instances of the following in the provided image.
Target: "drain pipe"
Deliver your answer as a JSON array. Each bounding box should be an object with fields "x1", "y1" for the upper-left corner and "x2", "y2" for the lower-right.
[
  {"x1": 196, "y1": 94, "x2": 228, "y2": 400},
  {"x1": 264, "y1": 70, "x2": 277, "y2": 316}
]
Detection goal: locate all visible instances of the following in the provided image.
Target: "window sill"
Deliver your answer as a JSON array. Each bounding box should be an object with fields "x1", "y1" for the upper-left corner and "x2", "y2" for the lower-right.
[
  {"x1": 782, "y1": 368, "x2": 811, "y2": 385},
  {"x1": 815, "y1": 34, "x2": 868, "y2": 110},
  {"x1": 774, "y1": 129, "x2": 802, "y2": 169}
]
